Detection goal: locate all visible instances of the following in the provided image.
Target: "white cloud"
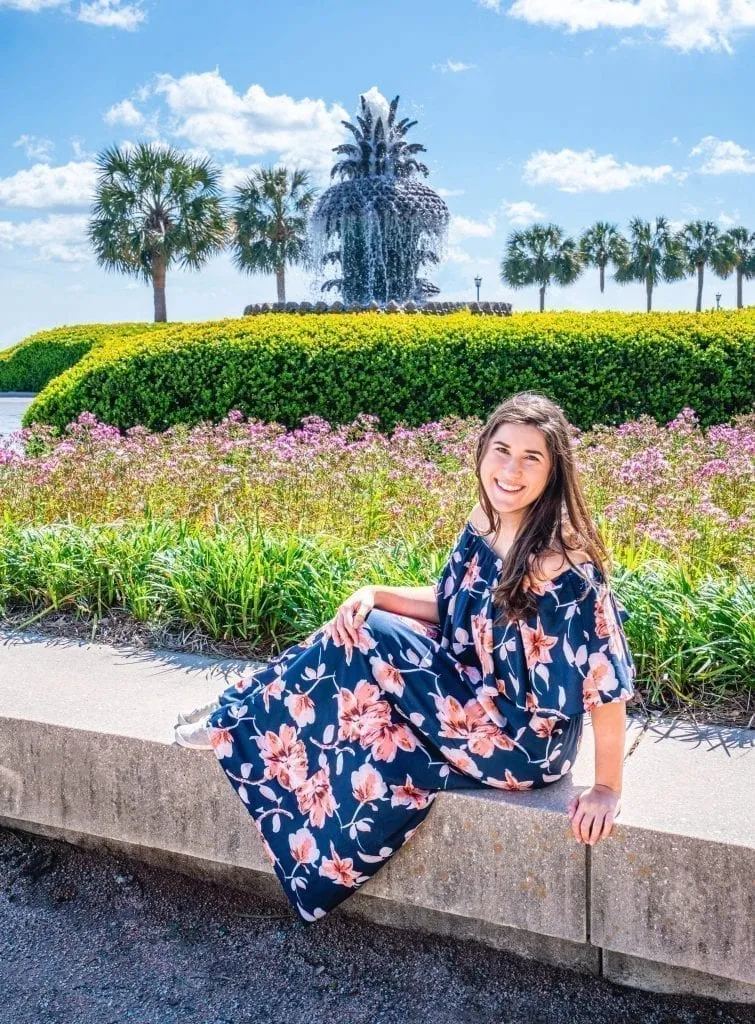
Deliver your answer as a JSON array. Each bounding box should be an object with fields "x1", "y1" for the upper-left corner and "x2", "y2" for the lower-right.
[
  {"x1": 446, "y1": 246, "x2": 473, "y2": 264},
  {"x1": 0, "y1": 213, "x2": 90, "y2": 263},
  {"x1": 502, "y1": 199, "x2": 544, "y2": 226},
  {"x1": 13, "y1": 134, "x2": 55, "y2": 161},
  {"x1": 478, "y1": 0, "x2": 501, "y2": 11},
  {"x1": 0, "y1": 160, "x2": 97, "y2": 208},
  {"x1": 70, "y1": 137, "x2": 96, "y2": 161},
  {"x1": 219, "y1": 162, "x2": 263, "y2": 191},
  {"x1": 506, "y1": 0, "x2": 755, "y2": 53},
  {"x1": 104, "y1": 99, "x2": 144, "y2": 126},
  {"x1": 0, "y1": 0, "x2": 145, "y2": 30},
  {"x1": 690, "y1": 136, "x2": 755, "y2": 174},
  {"x1": 147, "y1": 71, "x2": 350, "y2": 180},
  {"x1": 449, "y1": 214, "x2": 497, "y2": 241},
  {"x1": 436, "y1": 187, "x2": 466, "y2": 198},
  {"x1": 77, "y1": 0, "x2": 145, "y2": 30},
  {"x1": 718, "y1": 209, "x2": 741, "y2": 228},
  {"x1": 432, "y1": 59, "x2": 477, "y2": 72},
  {"x1": 523, "y1": 147, "x2": 675, "y2": 192}
]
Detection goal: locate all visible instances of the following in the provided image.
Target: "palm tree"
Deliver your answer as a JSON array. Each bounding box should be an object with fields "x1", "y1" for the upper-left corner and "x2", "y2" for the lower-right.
[
  {"x1": 331, "y1": 92, "x2": 429, "y2": 180},
  {"x1": 678, "y1": 220, "x2": 730, "y2": 312},
  {"x1": 88, "y1": 142, "x2": 228, "y2": 322},
  {"x1": 718, "y1": 227, "x2": 755, "y2": 308},
  {"x1": 614, "y1": 217, "x2": 685, "y2": 312},
  {"x1": 579, "y1": 222, "x2": 629, "y2": 294},
  {"x1": 500, "y1": 223, "x2": 583, "y2": 312},
  {"x1": 229, "y1": 166, "x2": 317, "y2": 304}
]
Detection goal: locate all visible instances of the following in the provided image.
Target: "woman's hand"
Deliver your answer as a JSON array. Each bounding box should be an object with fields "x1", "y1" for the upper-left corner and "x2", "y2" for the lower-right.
[
  {"x1": 331, "y1": 586, "x2": 376, "y2": 646},
  {"x1": 567, "y1": 785, "x2": 621, "y2": 846}
]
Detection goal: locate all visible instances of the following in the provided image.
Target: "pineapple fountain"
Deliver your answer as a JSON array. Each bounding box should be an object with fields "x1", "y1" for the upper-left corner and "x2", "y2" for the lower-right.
[{"x1": 309, "y1": 88, "x2": 450, "y2": 308}]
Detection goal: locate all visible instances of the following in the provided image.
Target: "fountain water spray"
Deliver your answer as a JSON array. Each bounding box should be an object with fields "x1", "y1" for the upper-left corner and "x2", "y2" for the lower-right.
[{"x1": 309, "y1": 89, "x2": 449, "y2": 307}]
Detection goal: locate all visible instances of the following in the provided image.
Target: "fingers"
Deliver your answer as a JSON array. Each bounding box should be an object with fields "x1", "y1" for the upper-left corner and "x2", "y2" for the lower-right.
[
  {"x1": 569, "y1": 795, "x2": 614, "y2": 846},
  {"x1": 570, "y1": 801, "x2": 585, "y2": 843}
]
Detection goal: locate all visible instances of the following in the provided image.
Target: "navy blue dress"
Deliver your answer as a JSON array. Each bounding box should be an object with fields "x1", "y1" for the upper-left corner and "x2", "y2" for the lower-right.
[{"x1": 206, "y1": 520, "x2": 636, "y2": 921}]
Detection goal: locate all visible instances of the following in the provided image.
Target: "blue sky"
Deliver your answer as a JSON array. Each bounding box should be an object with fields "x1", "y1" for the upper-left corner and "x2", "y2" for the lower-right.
[{"x1": 2, "y1": 0, "x2": 755, "y2": 349}]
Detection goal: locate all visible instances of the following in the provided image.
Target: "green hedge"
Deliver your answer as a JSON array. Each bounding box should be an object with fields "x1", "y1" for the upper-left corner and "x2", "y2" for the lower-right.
[
  {"x1": 0, "y1": 322, "x2": 168, "y2": 393},
  {"x1": 20, "y1": 310, "x2": 755, "y2": 433}
]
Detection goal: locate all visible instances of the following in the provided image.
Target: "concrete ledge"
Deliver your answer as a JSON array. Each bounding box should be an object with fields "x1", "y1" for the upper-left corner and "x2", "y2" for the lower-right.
[{"x1": 1, "y1": 628, "x2": 753, "y2": 1003}]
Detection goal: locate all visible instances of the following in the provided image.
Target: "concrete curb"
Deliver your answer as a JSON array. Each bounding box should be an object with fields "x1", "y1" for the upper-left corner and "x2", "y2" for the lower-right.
[{"x1": 1, "y1": 628, "x2": 753, "y2": 1003}]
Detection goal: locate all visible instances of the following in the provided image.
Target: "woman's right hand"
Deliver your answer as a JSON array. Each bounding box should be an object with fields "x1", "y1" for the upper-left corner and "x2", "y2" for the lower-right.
[{"x1": 331, "y1": 586, "x2": 376, "y2": 646}]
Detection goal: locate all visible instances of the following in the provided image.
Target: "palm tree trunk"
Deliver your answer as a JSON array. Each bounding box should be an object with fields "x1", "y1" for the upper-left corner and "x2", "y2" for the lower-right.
[
  {"x1": 599, "y1": 263, "x2": 605, "y2": 294},
  {"x1": 539, "y1": 285, "x2": 546, "y2": 313},
  {"x1": 696, "y1": 263, "x2": 704, "y2": 313},
  {"x1": 645, "y1": 276, "x2": 653, "y2": 313},
  {"x1": 737, "y1": 267, "x2": 743, "y2": 309},
  {"x1": 153, "y1": 254, "x2": 167, "y2": 322},
  {"x1": 276, "y1": 264, "x2": 285, "y2": 304}
]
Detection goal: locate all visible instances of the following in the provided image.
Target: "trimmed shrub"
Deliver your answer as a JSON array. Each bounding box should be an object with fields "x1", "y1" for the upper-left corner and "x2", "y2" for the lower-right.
[
  {"x1": 21, "y1": 310, "x2": 755, "y2": 433},
  {"x1": 0, "y1": 322, "x2": 168, "y2": 393}
]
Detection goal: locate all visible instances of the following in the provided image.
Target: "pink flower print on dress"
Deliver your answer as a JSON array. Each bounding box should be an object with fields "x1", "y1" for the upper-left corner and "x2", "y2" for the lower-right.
[
  {"x1": 520, "y1": 618, "x2": 559, "y2": 670},
  {"x1": 486, "y1": 769, "x2": 534, "y2": 791},
  {"x1": 256, "y1": 724, "x2": 309, "y2": 791},
  {"x1": 361, "y1": 719, "x2": 418, "y2": 763},
  {"x1": 350, "y1": 763, "x2": 387, "y2": 803},
  {"x1": 528, "y1": 715, "x2": 559, "y2": 739},
  {"x1": 260, "y1": 676, "x2": 285, "y2": 712},
  {"x1": 390, "y1": 775, "x2": 433, "y2": 810},
  {"x1": 370, "y1": 656, "x2": 405, "y2": 696},
  {"x1": 581, "y1": 651, "x2": 619, "y2": 711},
  {"x1": 286, "y1": 691, "x2": 316, "y2": 728},
  {"x1": 337, "y1": 680, "x2": 392, "y2": 743},
  {"x1": 464, "y1": 700, "x2": 515, "y2": 756},
  {"x1": 209, "y1": 727, "x2": 234, "y2": 760},
  {"x1": 296, "y1": 766, "x2": 338, "y2": 829},
  {"x1": 289, "y1": 827, "x2": 320, "y2": 866},
  {"x1": 471, "y1": 612, "x2": 495, "y2": 677},
  {"x1": 525, "y1": 691, "x2": 540, "y2": 712},
  {"x1": 433, "y1": 694, "x2": 469, "y2": 740},
  {"x1": 594, "y1": 586, "x2": 625, "y2": 657},
  {"x1": 318, "y1": 842, "x2": 368, "y2": 887},
  {"x1": 525, "y1": 575, "x2": 556, "y2": 597},
  {"x1": 460, "y1": 551, "x2": 483, "y2": 591},
  {"x1": 439, "y1": 745, "x2": 483, "y2": 779}
]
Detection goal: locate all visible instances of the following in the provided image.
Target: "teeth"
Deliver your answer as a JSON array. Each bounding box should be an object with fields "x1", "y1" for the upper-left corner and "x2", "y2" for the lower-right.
[{"x1": 495, "y1": 480, "x2": 523, "y2": 493}]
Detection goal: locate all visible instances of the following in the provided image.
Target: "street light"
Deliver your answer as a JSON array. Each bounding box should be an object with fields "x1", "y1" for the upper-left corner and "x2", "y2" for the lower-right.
[
  {"x1": 715, "y1": 293, "x2": 722, "y2": 311},
  {"x1": 474, "y1": 276, "x2": 482, "y2": 302}
]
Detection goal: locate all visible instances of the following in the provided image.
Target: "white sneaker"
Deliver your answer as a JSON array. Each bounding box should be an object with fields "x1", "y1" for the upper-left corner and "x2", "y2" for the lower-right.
[
  {"x1": 176, "y1": 699, "x2": 221, "y2": 727},
  {"x1": 173, "y1": 718, "x2": 214, "y2": 750}
]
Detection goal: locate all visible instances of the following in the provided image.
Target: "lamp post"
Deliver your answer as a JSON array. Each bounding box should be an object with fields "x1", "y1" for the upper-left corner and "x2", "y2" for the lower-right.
[
  {"x1": 474, "y1": 276, "x2": 482, "y2": 303},
  {"x1": 715, "y1": 292, "x2": 722, "y2": 311}
]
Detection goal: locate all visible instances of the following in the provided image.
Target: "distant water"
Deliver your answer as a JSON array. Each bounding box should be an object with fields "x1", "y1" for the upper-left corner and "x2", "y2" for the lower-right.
[{"x1": 0, "y1": 395, "x2": 35, "y2": 439}]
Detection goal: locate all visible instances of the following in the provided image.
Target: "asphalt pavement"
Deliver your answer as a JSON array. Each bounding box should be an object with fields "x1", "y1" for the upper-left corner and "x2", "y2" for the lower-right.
[{"x1": 0, "y1": 825, "x2": 748, "y2": 1024}]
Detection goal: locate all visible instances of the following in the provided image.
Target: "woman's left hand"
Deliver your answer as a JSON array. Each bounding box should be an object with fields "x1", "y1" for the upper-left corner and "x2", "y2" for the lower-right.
[{"x1": 567, "y1": 785, "x2": 621, "y2": 845}]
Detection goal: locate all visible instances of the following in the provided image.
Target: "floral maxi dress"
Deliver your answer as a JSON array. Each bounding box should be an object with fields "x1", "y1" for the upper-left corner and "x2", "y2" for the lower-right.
[{"x1": 206, "y1": 520, "x2": 636, "y2": 921}]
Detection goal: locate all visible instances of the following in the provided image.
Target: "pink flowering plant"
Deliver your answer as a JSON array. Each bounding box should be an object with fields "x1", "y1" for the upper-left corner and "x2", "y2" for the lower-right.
[
  {"x1": 0, "y1": 407, "x2": 753, "y2": 711},
  {"x1": 1, "y1": 407, "x2": 752, "y2": 576}
]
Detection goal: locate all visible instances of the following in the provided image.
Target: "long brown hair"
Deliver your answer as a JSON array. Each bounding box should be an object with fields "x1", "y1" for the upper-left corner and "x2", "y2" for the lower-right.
[{"x1": 474, "y1": 391, "x2": 609, "y2": 624}]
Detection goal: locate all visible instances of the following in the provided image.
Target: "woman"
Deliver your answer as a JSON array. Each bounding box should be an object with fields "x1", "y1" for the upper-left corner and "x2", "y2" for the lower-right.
[{"x1": 175, "y1": 392, "x2": 636, "y2": 922}]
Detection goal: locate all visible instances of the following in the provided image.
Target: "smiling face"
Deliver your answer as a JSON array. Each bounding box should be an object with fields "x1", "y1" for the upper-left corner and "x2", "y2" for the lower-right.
[{"x1": 479, "y1": 422, "x2": 553, "y2": 519}]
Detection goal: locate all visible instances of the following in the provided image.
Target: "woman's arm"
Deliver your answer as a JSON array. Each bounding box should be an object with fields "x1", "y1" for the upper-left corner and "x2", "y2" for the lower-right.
[
  {"x1": 567, "y1": 700, "x2": 627, "y2": 845},
  {"x1": 370, "y1": 584, "x2": 440, "y2": 624},
  {"x1": 592, "y1": 700, "x2": 626, "y2": 792}
]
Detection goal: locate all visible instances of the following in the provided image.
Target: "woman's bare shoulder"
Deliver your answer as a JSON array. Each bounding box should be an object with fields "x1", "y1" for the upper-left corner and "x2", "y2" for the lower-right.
[{"x1": 531, "y1": 547, "x2": 592, "y2": 583}]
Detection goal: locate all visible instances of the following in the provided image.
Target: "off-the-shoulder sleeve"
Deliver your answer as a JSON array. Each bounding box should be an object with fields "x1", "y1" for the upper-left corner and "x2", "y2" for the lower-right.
[{"x1": 523, "y1": 569, "x2": 636, "y2": 718}]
